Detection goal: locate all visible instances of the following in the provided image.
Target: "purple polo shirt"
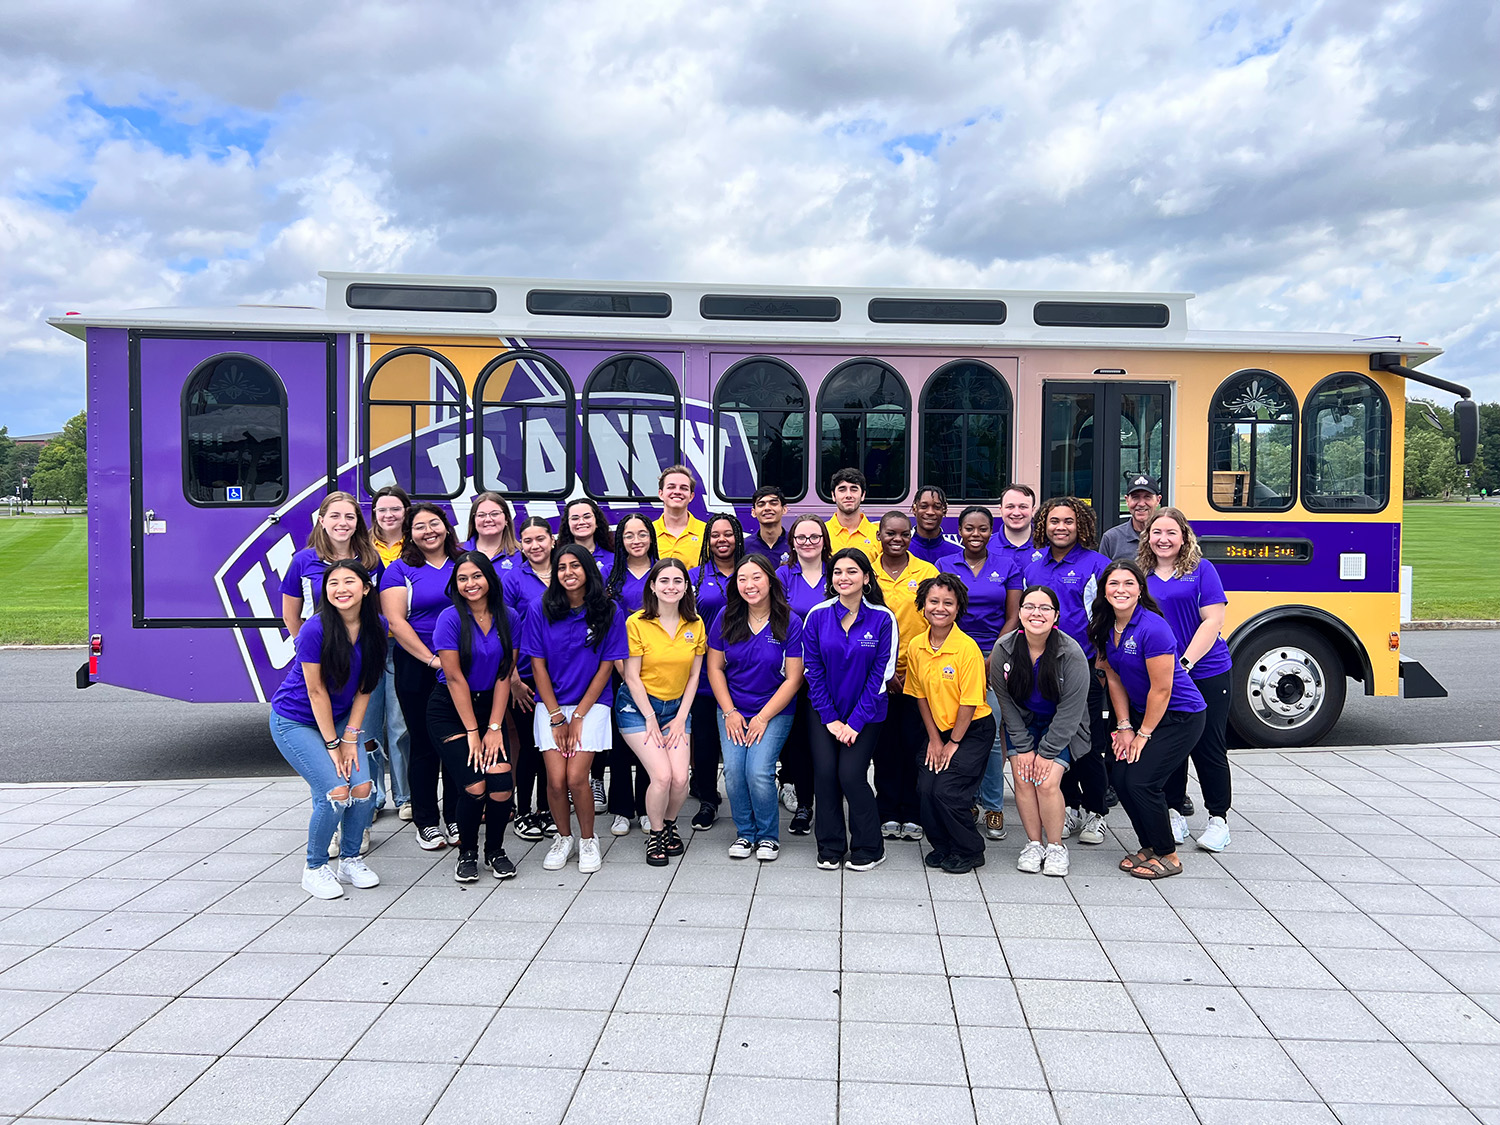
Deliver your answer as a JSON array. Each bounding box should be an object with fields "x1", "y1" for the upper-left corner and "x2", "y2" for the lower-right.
[
  {"x1": 708, "y1": 613, "x2": 803, "y2": 715},
  {"x1": 1105, "y1": 606, "x2": 1207, "y2": 714},
  {"x1": 1147, "y1": 561, "x2": 1233, "y2": 679},
  {"x1": 690, "y1": 565, "x2": 736, "y2": 695},
  {"x1": 280, "y1": 548, "x2": 383, "y2": 611},
  {"x1": 937, "y1": 547, "x2": 1023, "y2": 652},
  {"x1": 994, "y1": 531, "x2": 1043, "y2": 577},
  {"x1": 1024, "y1": 544, "x2": 1111, "y2": 657},
  {"x1": 743, "y1": 529, "x2": 791, "y2": 569},
  {"x1": 611, "y1": 567, "x2": 651, "y2": 615},
  {"x1": 380, "y1": 557, "x2": 455, "y2": 648},
  {"x1": 519, "y1": 602, "x2": 628, "y2": 707},
  {"x1": 909, "y1": 532, "x2": 954, "y2": 565},
  {"x1": 778, "y1": 564, "x2": 827, "y2": 621},
  {"x1": 271, "y1": 615, "x2": 379, "y2": 725},
  {"x1": 502, "y1": 563, "x2": 551, "y2": 678},
  {"x1": 432, "y1": 604, "x2": 522, "y2": 691},
  {"x1": 801, "y1": 598, "x2": 899, "y2": 732},
  {"x1": 460, "y1": 539, "x2": 519, "y2": 571}
]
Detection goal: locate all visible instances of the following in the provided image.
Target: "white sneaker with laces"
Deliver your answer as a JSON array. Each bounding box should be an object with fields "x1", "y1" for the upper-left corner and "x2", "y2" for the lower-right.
[
  {"x1": 781, "y1": 785, "x2": 800, "y2": 813},
  {"x1": 327, "y1": 827, "x2": 341, "y2": 859},
  {"x1": 1078, "y1": 812, "x2": 1107, "y2": 845},
  {"x1": 336, "y1": 856, "x2": 380, "y2": 888},
  {"x1": 611, "y1": 814, "x2": 632, "y2": 837},
  {"x1": 1196, "y1": 816, "x2": 1231, "y2": 852},
  {"x1": 728, "y1": 837, "x2": 755, "y2": 859},
  {"x1": 1062, "y1": 807, "x2": 1082, "y2": 839},
  {"x1": 397, "y1": 802, "x2": 413, "y2": 822},
  {"x1": 543, "y1": 834, "x2": 575, "y2": 870},
  {"x1": 360, "y1": 827, "x2": 372, "y2": 856},
  {"x1": 578, "y1": 836, "x2": 602, "y2": 873},
  {"x1": 1016, "y1": 840, "x2": 1046, "y2": 874},
  {"x1": 1042, "y1": 843, "x2": 1070, "y2": 877},
  {"x1": 639, "y1": 814, "x2": 651, "y2": 833},
  {"x1": 301, "y1": 865, "x2": 343, "y2": 899},
  {"x1": 756, "y1": 840, "x2": 780, "y2": 862},
  {"x1": 1170, "y1": 808, "x2": 1189, "y2": 845}
]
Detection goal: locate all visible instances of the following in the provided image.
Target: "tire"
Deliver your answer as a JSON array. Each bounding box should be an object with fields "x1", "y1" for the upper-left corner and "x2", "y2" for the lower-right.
[{"x1": 1229, "y1": 625, "x2": 1346, "y2": 748}]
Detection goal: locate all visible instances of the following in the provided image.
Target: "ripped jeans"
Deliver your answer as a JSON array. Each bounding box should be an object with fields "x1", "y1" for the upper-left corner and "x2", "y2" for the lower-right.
[{"x1": 270, "y1": 711, "x2": 378, "y2": 870}]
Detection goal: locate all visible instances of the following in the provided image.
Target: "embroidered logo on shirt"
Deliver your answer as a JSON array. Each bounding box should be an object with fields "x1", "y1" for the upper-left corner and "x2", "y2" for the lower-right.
[
  {"x1": 1123, "y1": 637, "x2": 1139, "y2": 654},
  {"x1": 500, "y1": 558, "x2": 513, "y2": 569},
  {"x1": 941, "y1": 664, "x2": 956, "y2": 679},
  {"x1": 988, "y1": 571, "x2": 1001, "y2": 582},
  {"x1": 685, "y1": 630, "x2": 696, "y2": 642}
]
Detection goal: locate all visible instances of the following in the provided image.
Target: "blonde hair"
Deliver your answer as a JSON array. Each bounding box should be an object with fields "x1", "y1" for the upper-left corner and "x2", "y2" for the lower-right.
[
  {"x1": 466, "y1": 491, "x2": 519, "y2": 556},
  {"x1": 308, "y1": 491, "x2": 381, "y2": 571},
  {"x1": 1137, "y1": 506, "x2": 1202, "y2": 578}
]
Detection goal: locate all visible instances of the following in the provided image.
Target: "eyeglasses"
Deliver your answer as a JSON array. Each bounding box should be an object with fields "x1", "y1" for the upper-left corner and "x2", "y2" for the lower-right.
[
  {"x1": 1020, "y1": 604, "x2": 1057, "y2": 614},
  {"x1": 792, "y1": 535, "x2": 823, "y2": 544}
]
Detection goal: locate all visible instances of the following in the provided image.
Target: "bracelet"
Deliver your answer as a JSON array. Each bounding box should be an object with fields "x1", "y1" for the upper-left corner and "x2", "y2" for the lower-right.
[
  {"x1": 428, "y1": 656, "x2": 440, "y2": 668},
  {"x1": 1137, "y1": 729, "x2": 1154, "y2": 740},
  {"x1": 550, "y1": 718, "x2": 566, "y2": 728},
  {"x1": 339, "y1": 734, "x2": 358, "y2": 743},
  {"x1": 324, "y1": 738, "x2": 340, "y2": 750},
  {"x1": 466, "y1": 727, "x2": 479, "y2": 733},
  {"x1": 1116, "y1": 722, "x2": 1134, "y2": 731}
]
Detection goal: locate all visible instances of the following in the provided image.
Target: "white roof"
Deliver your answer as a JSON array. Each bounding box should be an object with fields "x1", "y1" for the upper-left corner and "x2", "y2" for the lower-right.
[{"x1": 47, "y1": 270, "x2": 1444, "y2": 364}]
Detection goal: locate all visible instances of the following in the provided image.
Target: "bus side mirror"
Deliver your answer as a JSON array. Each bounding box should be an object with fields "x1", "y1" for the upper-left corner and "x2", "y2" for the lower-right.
[{"x1": 1455, "y1": 398, "x2": 1479, "y2": 465}]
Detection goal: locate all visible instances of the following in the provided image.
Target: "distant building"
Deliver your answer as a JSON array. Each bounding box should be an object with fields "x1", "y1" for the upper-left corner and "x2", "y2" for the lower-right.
[{"x1": 12, "y1": 432, "x2": 62, "y2": 448}]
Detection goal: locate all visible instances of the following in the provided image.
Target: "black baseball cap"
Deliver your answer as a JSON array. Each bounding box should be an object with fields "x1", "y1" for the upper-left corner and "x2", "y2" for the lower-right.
[{"x1": 1126, "y1": 474, "x2": 1161, "y2": 495}]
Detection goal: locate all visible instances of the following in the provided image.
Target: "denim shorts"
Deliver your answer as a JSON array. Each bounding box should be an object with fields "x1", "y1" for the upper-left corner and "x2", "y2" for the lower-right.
[
  {"x1": 614, "y1": 691, "x2": 692, "y2": 735},
  {"x1": 1003, "y1": 719, "x2": 1071, "y2": 770}
]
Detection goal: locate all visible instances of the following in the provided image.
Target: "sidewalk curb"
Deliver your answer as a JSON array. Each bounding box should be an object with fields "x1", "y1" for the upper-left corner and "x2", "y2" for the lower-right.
[
  {"x1": 0, "y1": 644, "x2": 87, "y2": 650},
  {"x1": 1404, "y1": 620, "x2": 1500, "y2": 630}
]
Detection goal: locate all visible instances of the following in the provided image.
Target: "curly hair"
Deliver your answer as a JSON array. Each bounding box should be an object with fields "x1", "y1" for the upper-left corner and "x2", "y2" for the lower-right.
[
  {"x1": 1032, "y1": 496, "x2": 1098, "y2": 551},
  {"x1": 915, "y1": 572, "x2": 969, "y2": 620},
  {"x1": 1136, "y1": 506, "x2": 1203, "y2": 578}
]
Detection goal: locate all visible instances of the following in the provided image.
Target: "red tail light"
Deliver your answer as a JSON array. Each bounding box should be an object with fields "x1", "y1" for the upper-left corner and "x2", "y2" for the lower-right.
[{"x1": 90, "y1": 633, "x2": 101, "y2": 674}]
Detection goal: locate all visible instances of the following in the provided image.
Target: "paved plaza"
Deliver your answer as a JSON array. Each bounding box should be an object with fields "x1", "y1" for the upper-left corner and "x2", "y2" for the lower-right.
[{"x1": 1, "y1": 742, "x2": 1499, "y2": 1124}]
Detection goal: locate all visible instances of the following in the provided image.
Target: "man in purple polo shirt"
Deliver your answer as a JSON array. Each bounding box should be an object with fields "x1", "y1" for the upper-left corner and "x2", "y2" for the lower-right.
[{"x1": 743, "y1": 485, "x2": 791, "y2": 567}]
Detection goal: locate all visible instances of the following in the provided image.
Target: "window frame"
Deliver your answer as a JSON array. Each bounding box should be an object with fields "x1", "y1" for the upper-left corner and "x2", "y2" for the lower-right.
[
  {"x1": 180, "y1": 352, "x2": 289, "y2": 508},
  {"x1": 917, "y1": 359, "x2": 1013, "y2": 503},
  {"x1": 581, "y1": 352, "x2": 682, "y2": 501},
  {"x1": 815, "y1": 356, "x2": 912, "y2": 503},
  {"x1": 1206, "y1": 368, "x2": 1299, "y2": 514},
  {"x1": 361, "y1": 345, "x2": 469, "y2": 501},
  {"x1": 1300, "y1": 370, "x2": 1392, "y2": 515},
  {"x1": 712, "y1": 355, "x2": 811, "y2": 503},
  {"x1": 473, "y1": 348, "x2": 577, "y2": 501}
]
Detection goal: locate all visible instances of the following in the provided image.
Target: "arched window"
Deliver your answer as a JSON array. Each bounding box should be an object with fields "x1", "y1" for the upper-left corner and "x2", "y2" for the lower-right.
[
  {"x1": 362, "y1": 347, "x2": 467, "y2": 499},
  {"x1": 817, "y1": 358, "x2": 910, "y2": 501},
  {"x1": 919, "y1": 360, "x2": 1012, "y2": 501},
  {"x1": 1209, "y1": 369, "x2": 1297, "y2": 510},
  {"x1": 183, "y1": 354, "x2": 287, "y2": 505},
  {"x1": 1302, "y1": 372, "x2": 1391, "y2": 512},
  {"x1": 582, "y1": 354, "x2": 680, "y2": 500},
  {"x1": 713, "y1": 357, "x2": 808, "y2": 501},
  {"x1": 474, "y1": 349, "x2": 573, "y2": 500}
]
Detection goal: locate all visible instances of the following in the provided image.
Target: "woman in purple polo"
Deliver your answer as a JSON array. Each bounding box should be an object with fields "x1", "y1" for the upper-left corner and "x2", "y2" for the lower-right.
[{"x1": 775, "y1": 513, "x2": 831, "y2": 833}]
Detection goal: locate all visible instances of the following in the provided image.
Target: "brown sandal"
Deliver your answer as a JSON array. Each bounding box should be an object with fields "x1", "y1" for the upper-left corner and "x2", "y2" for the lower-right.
[
  {"x1": 1130, "y1": 855, "x2": 1183, "y2": 879},
  {"x1": 1119, "y1": 848, "x2": 1154, "y2": 872}
]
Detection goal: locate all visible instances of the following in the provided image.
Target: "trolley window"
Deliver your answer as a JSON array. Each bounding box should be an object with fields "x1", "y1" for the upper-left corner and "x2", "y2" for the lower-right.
[
  {"x1": 362, "y1": 347, "x2": 467, "y2": 500},
  {"x1": 1302, "y1": 372, "x2": 1391, "y2": 512},
  {"x1": 582, "y1": 354, "x2": 681, "y2": 500},
  {"x1": 183, "y1": 354, "x2": 288, "y2": 505},
  {"x1": 1208, "y1": 369, "x2": 1297, "y2": 511},
  {"x1": 713, "y1": 357, "x2": 808, "y2": 502},
  {"x1": 817, "y1": 358, "x2": 910, "y2": 501},
  {"x1": 474, "y1": 349, "x2": 574, "y2": 499},
  {"x1": 919, "y1": 360, "x2": 1012, "y2": 502}
]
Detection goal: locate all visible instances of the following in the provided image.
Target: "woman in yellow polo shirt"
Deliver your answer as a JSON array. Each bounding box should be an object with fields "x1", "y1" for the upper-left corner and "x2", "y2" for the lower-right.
[
  {"x1": 907, "y1": 573, "x2": 996, "y2": 875},
  {"x1": 617, "y1": 558, "x2": 708, "y2": 866}
]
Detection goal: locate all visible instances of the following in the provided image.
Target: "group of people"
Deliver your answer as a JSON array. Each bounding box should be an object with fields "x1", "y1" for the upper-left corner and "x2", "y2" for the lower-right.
[{"x1": 267, "y1": 463, "x2": 1234, "y2": 899}]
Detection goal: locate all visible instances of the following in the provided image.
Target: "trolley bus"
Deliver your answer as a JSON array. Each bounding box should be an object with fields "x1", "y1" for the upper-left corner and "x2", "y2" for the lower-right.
[{"x1": 51, "y1": 273, "x2": 1479, "y2": 746}]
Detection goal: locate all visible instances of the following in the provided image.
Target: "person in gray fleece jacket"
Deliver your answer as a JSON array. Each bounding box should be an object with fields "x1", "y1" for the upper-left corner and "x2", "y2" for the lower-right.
[{"x1": 987, "y1": 585, "x2": 1092, "y2": 876}]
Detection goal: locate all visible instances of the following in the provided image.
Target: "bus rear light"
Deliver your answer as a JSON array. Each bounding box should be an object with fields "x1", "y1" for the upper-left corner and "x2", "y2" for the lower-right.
[
  {"x1": 1389, "y1": 632, "x2": 1399, "y2": 651},
  {"x1": 90, "y1": 634, "x2": 102, "y2": 674}
]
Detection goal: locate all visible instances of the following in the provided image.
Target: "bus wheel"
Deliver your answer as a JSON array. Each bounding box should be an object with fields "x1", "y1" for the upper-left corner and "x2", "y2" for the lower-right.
[{"x1": 1230, "y1": 626, "x2": 1346, "y2": 748}]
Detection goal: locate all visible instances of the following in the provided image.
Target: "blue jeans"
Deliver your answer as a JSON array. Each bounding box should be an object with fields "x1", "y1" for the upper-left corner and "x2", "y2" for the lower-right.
[
  {"x1": 270, "y1": 711, "x2": 378, "y2": 869},
  {"x1": 379, "y1": 648, "x2": 411, "y2": 806},
  {"x1": 977, "y1": 689, "x2": 1007, "y2": 812},
  {"x1": 363, "y1": 672, "x2": 389, "y2": 808},
  {"x1": 718, "y1": 710, "x2": 794, "y2": 843}
]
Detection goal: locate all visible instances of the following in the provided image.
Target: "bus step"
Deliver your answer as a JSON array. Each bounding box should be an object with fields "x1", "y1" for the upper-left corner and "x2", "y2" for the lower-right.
[{"x1": 1398, "y1": 657, "x2": 1447, "y2": 699}]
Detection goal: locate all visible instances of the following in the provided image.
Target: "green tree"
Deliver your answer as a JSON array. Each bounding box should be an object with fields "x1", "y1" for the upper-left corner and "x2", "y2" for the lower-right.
[
  {"x1": 0, "y1": 426, "x2": 13, "y2": 498},
  {"x1": 29, "y1": 411, "x2": 86, "y2": 508}
]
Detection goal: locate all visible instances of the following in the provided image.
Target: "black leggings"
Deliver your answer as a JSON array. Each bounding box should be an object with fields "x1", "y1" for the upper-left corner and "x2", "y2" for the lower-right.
[
  {"x1": 1166, "y1": 670, "x2": 1233, "y2": 818},
  {"x1": 1060, "y1": 674, "x2": 1110, "y2": 816},
  {"x1": 510, "y1": 676, "x2": 545, "y2": 816},
  {"x1": 1111, "y1": 707, "x2": 1206, "y2": 855},
  {"x1": 778, "y1": 684, "x2": 815, "y2": 809},
  {"x1": 427, "y1": 687, "x2": 513, "y2": 855},
  {"x1": 393, "y1": 647, "x2": 457, "y2": 830},
  {"x1": 606, "y1": 708, "x2": 650, "y2": 818},
  {"x1": 918, "y1": 715, "x2": 997, "y2": 863},
  {"x1": 810, "y1": 719, "x2": 883, "y2": 864},
  {"x1": 689, "y1": 693, "x2": 723, "y2": 806},
  {"x1": 874, "y1": 691, "x2": 921, "y2": 824}
]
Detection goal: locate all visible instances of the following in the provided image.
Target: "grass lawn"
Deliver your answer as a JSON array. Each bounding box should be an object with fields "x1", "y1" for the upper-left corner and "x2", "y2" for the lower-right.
[
  {"x1": 1401, "y1": 502, "x2": 1500, "y2": 620},
  {"x1": 0, "y1": 516, "x2": 89, "y2": 644}
]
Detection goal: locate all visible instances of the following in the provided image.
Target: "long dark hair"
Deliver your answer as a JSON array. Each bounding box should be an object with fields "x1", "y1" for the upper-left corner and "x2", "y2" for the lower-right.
[
  {"x1": 444, "y1": 551, "x2": 514, "y2": 682},
  {"x1": 542, "y1": 543, "x2": 616, "y2": 650},
  {"x1": 721, "y1": 555, "x2": 790, "y2": 645},
  {"x1": 640, "y1": 557, "x2": 700, "y2": 622},
  {"x1": 1006, "y1": 585, "x2": 1063, "y2": 705},
  {"x1": 558, "y1": 498, "x2": 614, "y2": 554},
  {"x1": 606, "y1": 511, "x2": 658, "y2": 602},
  {"x1": 825, "y1": 547, "x2": 886, "y2": 605},
  {"x1": 1087, "y1": 560, "x2": 1164, "y2": 657},
  {"x1": 695, "y1": 512, "x2": 745, "y2": 597},
  {"x1": 316, "y1": 560, "x2": 386, "y2": 694},
  {"x1": 399, "y1": 503, "x2": 462, "y2": 566}
]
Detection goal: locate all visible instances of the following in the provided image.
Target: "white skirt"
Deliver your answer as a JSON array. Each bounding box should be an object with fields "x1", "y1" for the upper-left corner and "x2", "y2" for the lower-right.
[{"x1": 533, "y1": 702, "x2": 612, "y2": 754}]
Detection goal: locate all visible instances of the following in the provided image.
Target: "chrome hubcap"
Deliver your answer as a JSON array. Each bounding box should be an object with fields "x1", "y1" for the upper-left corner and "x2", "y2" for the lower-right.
[{"x1": 1246, "y1": 645, "x2": 1325, "y2": 729}]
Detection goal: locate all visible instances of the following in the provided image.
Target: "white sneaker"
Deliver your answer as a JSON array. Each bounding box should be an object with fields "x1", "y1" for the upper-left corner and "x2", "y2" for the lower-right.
[
  {"x1": 301, "y1": 865, "x2": 343, "y2": 899},
  {"x1": 1170, "y1": 808, "x2": 1189, "y2": 845},
  {"x1": 578, "y1": 836, "x2": 602, "y2": 873},
  {"x1": 336, "y1": 856, "x2": 380, "y2": 888},
  {"x1": 639, "y1": 815, "x2": 651, "y2": 833},
  {"x1": 880, "y1": 821, "x2": 902, "y2": 839},
  {"x1": 360, "y1": 827, "x2": 372, "y2": 856},
  {"x1": 1062, "y1": 807, "x2": 1082, "y2": 839},
  {"x1": 1042, "y1": 843, "x2": 1070, "y2": 877},
  {"x1": 591, "y1": 778, "x2": 607, "y2": 813},
  {"x1": 398, "y1": 802, "x2": 413, "y2": 822},
  {"x1": 1078, "y1": 812, "x2": 1107, "y2": 846},
  {"x1": 611, "y1": 814, "x2": 632, "y2": 837},
  {"x1": 756, "y1": 840, "x2": 780, "y2": 862},
  {"x1": 1016, "y1": 840, "x2": 1046, "y2": 874},
  {"x1": 1197, "y1": 816, "x2": 1231, "y2": 852},
  {"x1": 781, "y1": 785, "x2": 800, "y2": 812},
  {"x1": 728, "y1": 837, "x2": 755, "y2": 859},
  {"x1": 901, "y1": 822, "x2": 923, "y2": 841},
  {"x1": 543, "y1": 835, "x2": 575, "y2": 871},
  {"x1": 327, "y1": 828, "x2": 341, "y2": 859}
]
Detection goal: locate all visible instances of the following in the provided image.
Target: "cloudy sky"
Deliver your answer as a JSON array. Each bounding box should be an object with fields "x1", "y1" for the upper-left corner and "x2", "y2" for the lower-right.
[{"x1": 2, "y1": 0, "x2": 1496, "y2": 434}]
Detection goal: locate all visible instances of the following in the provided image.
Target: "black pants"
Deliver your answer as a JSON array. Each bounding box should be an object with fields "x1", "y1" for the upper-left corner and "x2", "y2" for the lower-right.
[
  {"x1": 810, "y1": 719, "x2": 883, "y2": 864},
  {"x1": 1060, "y1": 674, "x2": 1110, "y2": 816},
  {"x1": 689, "y1": 693, "x2": 723, "y2": 806},
  {"x1": 918, "y1": 714, "x2": 997, "y2": 863},
  {"x1": 606, "y1": 708, "x2": 650, "y2": 818},
  {"x1": 778, "y1": 684, "x2": 815, "y2": 809},
  {"x1": 874, "y1": 691, "x2": 921, "y2": 824},
  {"x1": 510, "y1": 676, "x2": 544, "y2": 816},
  {"x1": 428, "y1": 688, "x2": 514, "y2": 856},
  {"x1": 1112, "y1": 707, "x2": 1206, "y2": 855},
  {"x1": 394, "y1": 647, "x2": 458, "y2": 830},
  {"x1": 1167, "y1": 670, "x2": 1233, "y2": 818}
]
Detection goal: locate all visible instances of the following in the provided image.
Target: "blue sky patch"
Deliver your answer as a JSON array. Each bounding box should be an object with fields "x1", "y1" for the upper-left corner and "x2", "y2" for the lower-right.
[
  {"x1": 71, "y1": 90, "x2": 274, "y2": 160},
  {"x1": 1234, "y1": 19, "x2": 1293, "y2": 64},
  {"x1": 20, "y1": 180, "x2": 93, "y2": 213},
  {"x1": 881, "y1": 131, "x2": 942, "y2": 164}
]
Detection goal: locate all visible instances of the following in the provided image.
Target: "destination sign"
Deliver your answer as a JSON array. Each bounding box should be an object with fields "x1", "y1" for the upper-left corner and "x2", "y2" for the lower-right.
[{"x1": 1197, "y1": 536, "x2": 1313, "y2": 564}]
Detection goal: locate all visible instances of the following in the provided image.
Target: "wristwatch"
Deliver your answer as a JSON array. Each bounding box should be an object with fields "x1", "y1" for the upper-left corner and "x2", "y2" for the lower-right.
[
  {"x1": 487, "y1": 722, "x2": 502, "y2": 732},
  {"x1": 1179, "y1": 656, "x2": 1193, "y2": 671}
]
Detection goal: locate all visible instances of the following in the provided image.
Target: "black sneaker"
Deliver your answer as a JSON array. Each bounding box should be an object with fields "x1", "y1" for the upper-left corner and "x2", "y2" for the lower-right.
[
  {"x1": 486, "y1": 851, "x2": 516, "y2": 880},
  {"x1": 924, "y1": 850, "x2": 947, "y2": 869},
  {"x1": 663, "y1": 820, "x2": 685, "y2": 856},
  {"x1": 789, "y1": 807, "x2": 813, "y2": 836},
  {"x1": 940, "y1": 853, "x2": 985, "y2": 875},
  {"x1": 539, "y1": 810, "x2": 559, "y2": 837},
  {"x1": 454, "y1": 851, "x2": 479, "y2": 883},
  {"x1": 645, "y1": 830, "x2": 669, "y2": 867},
  {"x1": 511, "y1": 813, "x2": 546, "y2": 841},
  {"x1": 1177, "y1": 795, "x2": 1196, "y2": 817},
  {"x1": 417, "y1": 825, "x2": 447, "y2": 851},
  {"x1": 690, "y1": 802, "x2": 717, "y2": 831},
  {"x1": 1105, "y1": 786, "x2": 1120, "y2": 810},
  {"x1": 816, "y1": 854, "x2": 842, "y2": 871}
]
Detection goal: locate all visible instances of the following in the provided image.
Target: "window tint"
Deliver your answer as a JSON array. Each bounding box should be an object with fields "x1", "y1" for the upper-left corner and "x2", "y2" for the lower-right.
[
  {"x1": 701, "y1": 294, "x2": 840, "y2": 321},
  {"x1": 1032, "y1": 301, "x2": 1169, "y2": 328},
  {"x1": 920, "y1": 361, "x2": 1011, "y2": 500},
  {"x1": 1303, "y1": 373, "x2": 1390, "y2": 512},
  {"x1": 183, "y1": 355, "x2": 287, "y2": 505},
  {"x1": 527, "y1": 290, "x2": 671, "y2": 317},
  {"x1": 363, "y1": 347, "x2": 467, "y2": 499},
  {"x1": 474, "y1": 350, "x2": 573, "y2": 499},
  {"x1": 347, "y1": 284, "x2": 496, "y2": 313},
  {"x1": 817, "y1": 359, "x2": 910, "y2": 501},
  {"x1": 714, "y1": 358, "x2": 808, "y2": 501},
  {"x1": 868, "y1": 298, "x2": 1006, "y2": 325},
  {"x1": 1209, "y1": 369, "x2": 1297, "y2": 510},
  {"x1": 583, "y1": 354, "x2": 681, "y2": 499}
]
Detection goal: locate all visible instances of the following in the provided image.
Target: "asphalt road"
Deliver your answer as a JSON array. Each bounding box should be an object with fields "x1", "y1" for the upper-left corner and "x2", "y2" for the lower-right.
[{"x1": 1, "y1": 632, "x2": 1496, "y2": 785}]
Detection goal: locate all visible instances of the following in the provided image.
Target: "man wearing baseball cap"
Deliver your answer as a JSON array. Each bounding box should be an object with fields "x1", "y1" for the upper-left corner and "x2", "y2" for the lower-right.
[{"x1": 1099, "y1": 474, "x2": 1162, "y2": 561}]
